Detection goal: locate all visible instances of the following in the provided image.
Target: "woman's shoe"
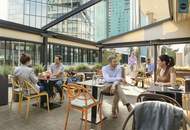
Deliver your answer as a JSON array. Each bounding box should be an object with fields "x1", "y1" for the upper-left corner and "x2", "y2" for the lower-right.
[{"x1": 112, "y1": 112, "x2": 118, "y2": 118}]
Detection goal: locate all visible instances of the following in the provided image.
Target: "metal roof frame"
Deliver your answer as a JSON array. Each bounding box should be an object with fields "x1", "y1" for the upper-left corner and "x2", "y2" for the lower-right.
[
  {"x1": 41, "y1": 0, "x2": 102, "y2": 31},
  {"x1": 0, "y1": 19, "x2": 97, "y2": 45},
  {"x1": 99, "y1": 37, "x2": 190, "y2": 49}
]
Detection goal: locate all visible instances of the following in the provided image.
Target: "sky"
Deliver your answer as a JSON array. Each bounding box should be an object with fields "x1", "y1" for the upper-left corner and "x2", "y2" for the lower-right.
[
  {"x1": 0, "y1": 0, "x2": 8, "y2": 20},
  {"x1": 170, "y1": 44, "x2": 186, "y2": 53}
]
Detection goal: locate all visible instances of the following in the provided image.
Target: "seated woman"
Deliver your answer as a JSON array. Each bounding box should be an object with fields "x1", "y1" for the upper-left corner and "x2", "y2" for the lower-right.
[
  {"x1": 156, "y1": 54, "x2": 176, "y2": 86},
  {"x1": 66, "y1": 71, "x2": 81, "y2": 83},
  {"x1": 14, "y1": 53, "x2": 48, "y2": 105}
]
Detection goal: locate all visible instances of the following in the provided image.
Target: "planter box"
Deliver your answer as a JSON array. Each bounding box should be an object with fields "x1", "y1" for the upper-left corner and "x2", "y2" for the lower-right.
[{"x1": 0, "y1": 75, "x2": 8, "y2": 106}]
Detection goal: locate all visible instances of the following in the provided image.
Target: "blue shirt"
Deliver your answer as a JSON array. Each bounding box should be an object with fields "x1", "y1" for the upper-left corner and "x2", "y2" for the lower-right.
[
  {"x1": 102, "y1": 65, "x2": 122, "y2": 83},
  {"x1": 147, "y1": 63, "x2": 154, "y2": 75}
]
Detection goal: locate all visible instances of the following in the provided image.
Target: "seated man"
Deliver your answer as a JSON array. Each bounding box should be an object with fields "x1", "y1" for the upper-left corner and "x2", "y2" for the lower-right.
[
  {"x1": 48, "y1": 55, "x2": 64, "y2": 102},
  {"x1": 145, "y1": 58, "x2": 154, "y2": 77},
  {"x1": 102, "y1": 55, "x2": 132, "y2": 118}
]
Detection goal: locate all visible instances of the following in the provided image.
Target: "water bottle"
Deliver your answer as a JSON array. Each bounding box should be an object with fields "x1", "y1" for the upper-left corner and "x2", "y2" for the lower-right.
[{"x1": 92, "y1": 74, "x2": 97, "y2": 85}]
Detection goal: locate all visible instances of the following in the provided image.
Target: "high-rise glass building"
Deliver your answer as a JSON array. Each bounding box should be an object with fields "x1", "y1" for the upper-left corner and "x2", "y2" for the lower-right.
[
  {"x1": 107, "y1": 0, "x2": 130, "y2": 37},
  {"x1": 8, "y1": 0, "x2": 95, "y2": 41},
  {"x1": 1, "y1": 0, "x2": 100, "y2": 66}
]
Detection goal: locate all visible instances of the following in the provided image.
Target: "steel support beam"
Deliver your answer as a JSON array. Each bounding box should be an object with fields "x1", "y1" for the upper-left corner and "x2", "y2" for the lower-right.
[
  {"x1": 98, "y1": 47, "x2": 103, "y2": 63},
  {"x1": 154, "y1": 44, "x2": 158, "y2": 82},
  {"x1": 41, "y1": 0, "x2": 102, "y2": 31},
  {"x1": 42, "y1": 36, "x2": 48, "y2": 68}
]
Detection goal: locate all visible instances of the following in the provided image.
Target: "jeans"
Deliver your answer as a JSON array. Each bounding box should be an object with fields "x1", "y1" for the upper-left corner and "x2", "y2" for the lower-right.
[
  {"x1": 67, "y1": 77, "x2": 80, "y2": 83},
  {"x1": 49, "y1": 80, "x2": 63, "y2": 99},
  {"x1": 37, "y1": 81, "x2": 50, "y2": 105}
]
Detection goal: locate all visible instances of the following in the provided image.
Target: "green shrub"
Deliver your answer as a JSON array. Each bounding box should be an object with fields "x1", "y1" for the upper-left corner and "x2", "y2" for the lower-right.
[
  {"x1": 64, "y1": 66, "x2": 76, "y2": 72},
  {"x1": 34, "y1": 64, "x2": 45, "y2": 75},
  {"x1": 0, "y1": 65, "x2": 13, "y2": 77},
  {"x1": 92, "y1": 63, "x2": 103, "y2": 71},
  {"x1": 75, "y1": 64, "x2": 91, "y2": 72}
]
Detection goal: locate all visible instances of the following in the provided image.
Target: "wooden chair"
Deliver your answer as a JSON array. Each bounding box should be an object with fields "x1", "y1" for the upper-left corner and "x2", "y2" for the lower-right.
[
  {"x1": 21, "y1": 80, "x2": 50, "y2": 119},
  {"x1": 137, "y1": 93, "x2": 181, "y2": 106},
  {"x1": 176, "y1": 77, "x2": 185, "y2": 86},
  {"x1": 64, "y1": 83, "x2": 103, "y2": 130},
  {"x1": 182, "y1": 93, "x2": 190, "y2": 124},
  {"x1": 122, "y1": 93, "x2": 189, "y2": 130},
  {"x1": 9, "y1": 75, "x2": 23, "y2": 112},
  {"x1": 62, "y1": 73, "x2": 85, "y2": 100}
]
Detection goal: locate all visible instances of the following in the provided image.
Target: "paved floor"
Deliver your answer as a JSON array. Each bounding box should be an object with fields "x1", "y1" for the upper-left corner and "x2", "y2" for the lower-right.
[
  {"x1": 1, "y1": 86, "x2": 188, "y2": 130},
  {"x1": 0, "y1": 91, "x2": 136, "y2": 130}
]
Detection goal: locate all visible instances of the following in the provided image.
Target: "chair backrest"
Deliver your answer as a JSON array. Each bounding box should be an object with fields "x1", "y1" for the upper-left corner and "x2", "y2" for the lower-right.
[
  {"x1": 22, "y1": 80, "x2": 39, "y2": 96},
  {"x1": 122, "y1": 101, "x2": 186, "y2": 130},
  {"x1": 123, "y1": 93, "x2": 185, "y2": 130},
  {"x1": 65, "y1": 83, "x2": 96, "y2": 104},
  {"x1": 137, "y1": 93, "x2": 181, "y2": 107},
  {"x1": 176, "y1": 77, "x2": 185, "y2": 86},
  {"x1": 10, "y1": 75, "x2": 20, "y2": 89},
  {"x1": 182, "y1": 93, "x2": 190, "y2": 121}
]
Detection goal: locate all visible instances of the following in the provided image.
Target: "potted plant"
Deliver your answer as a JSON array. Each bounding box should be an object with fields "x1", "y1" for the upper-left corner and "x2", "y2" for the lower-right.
[
  {"x1": 34, "y1": 64, "x2": 45, "y2": 76},
  {"x1": 0, "y1": 65, "x2": 13, "y2": 106},
  {"x1": 92, "y1": 63, "x2": 103, "y2": 74}
]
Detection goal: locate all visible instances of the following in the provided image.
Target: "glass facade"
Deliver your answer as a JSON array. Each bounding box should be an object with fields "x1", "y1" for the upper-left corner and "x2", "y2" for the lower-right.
[
  {"x1": 0, "y1": 39, "x2": 98, "y2": 66},
  {"x1": 107, "y1": 0, "x2": 130, "y2": 37},
  {"x1": 48, "y1": 43, "x2": 98, "y2": 65},
  {"x1": 0, "y1": 40, "x2": 43, "y2": 66},
  {"x1": 8, "y1": 0, "x2": 96, "y2": 41},
  {"x1": 47, "y1": 0, "x2": 95, "y2": 41},
  {"x1": 106, "y1": 0, "x2": 170, "y2": 37}
]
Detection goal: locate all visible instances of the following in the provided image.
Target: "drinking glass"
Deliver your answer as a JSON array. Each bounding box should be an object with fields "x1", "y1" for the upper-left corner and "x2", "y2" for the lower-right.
[{"x1": 160, "y1": 83, "x2": 165, "y2": 91}]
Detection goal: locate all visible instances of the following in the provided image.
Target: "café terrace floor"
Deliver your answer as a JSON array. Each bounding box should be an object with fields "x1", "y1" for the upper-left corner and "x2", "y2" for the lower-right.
[{"x1": 0, "y1": 86, "x2": 142, "y2": 130}]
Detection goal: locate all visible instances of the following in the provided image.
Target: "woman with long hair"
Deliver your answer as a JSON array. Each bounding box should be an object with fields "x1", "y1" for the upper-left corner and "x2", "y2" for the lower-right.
[{"x1": 156, "y1": 54, "x2": 176, "y2": 86}]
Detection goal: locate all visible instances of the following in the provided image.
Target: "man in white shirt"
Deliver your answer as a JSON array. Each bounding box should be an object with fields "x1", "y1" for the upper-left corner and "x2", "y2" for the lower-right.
[
  {"x1": 48, "y1": 55, "x2": 64, "y2": 102},
  {"x1": 102, "y1": 55, "x2": 132, "y2": 118}
]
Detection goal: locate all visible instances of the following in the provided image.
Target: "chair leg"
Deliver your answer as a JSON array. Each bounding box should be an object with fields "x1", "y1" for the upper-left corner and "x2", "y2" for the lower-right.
[
  {"x1": 98, "y1": 104, "x2": 103, "y2": 127},
  {"x1": 25, "y1": 98, "x2": 30, "y2": 119},
  {"x1": 38, "y1": 97, "x2": 41, "y2": 108},
  {"x1": 9, "y1": 92, "x2": 14, "y2": 111},
  {"x1": 98, "y1": 93, "x2": 103, "y2": 112},
  {"x1": 182, "y1": 120, "x2": 187, "y2": 130},
  {"x1": 18, "y1": 93, "x2": 22, "y2": 113},
  {"x1": 64, "y1": 105, "x2": 70, "y2": 130},
  {"x1": 46, "y1": 94, "x2": 50, "y2": 112},
  {"x1": 35, "y1": 97, "x2": 40, "y2": 108},
  {"x1": 81, "y1": 111, "x2": 84, "y2": 119},
  {"x1": 61, "y1": 89, "x2": 64, "y2": 101},
  {"x1": 84, "y1": 109, "x2": 88, "y2": 130}
]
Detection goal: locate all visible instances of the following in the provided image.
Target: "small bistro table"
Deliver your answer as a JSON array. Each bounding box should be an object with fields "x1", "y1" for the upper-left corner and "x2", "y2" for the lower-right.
[
  {"x1": 77, "y1": 80, "x2": 105, "y2": 124},
  {"x1": 38, "y1": 77, "x2": 62, "y2": 110},
  {"x1": 146, "y1": 86, "x2": 185, "y2": 106}
]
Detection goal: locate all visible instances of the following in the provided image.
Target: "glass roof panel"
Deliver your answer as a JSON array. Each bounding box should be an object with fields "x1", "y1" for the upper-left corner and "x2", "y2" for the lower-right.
[
  {"x1": 47, "y1": 0, "x2": 107, "y2": 42},
  {"x1": 0, "y1": 0, "x2": 170, "y2": 42}
]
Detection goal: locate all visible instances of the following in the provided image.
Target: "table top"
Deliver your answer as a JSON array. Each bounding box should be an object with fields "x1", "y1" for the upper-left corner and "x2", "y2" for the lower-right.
[
  {"x1": 77, "y1": 80, "x2": 105, "y2": 88},
  {"x1": 147, "y1": 86, "x2": 185, "y2": 94}
]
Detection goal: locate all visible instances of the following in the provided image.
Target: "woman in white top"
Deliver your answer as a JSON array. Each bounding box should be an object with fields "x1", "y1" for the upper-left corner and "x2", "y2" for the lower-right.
[{"x1": 14, "y1": 53, "x2": 44, "y2": 92}]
